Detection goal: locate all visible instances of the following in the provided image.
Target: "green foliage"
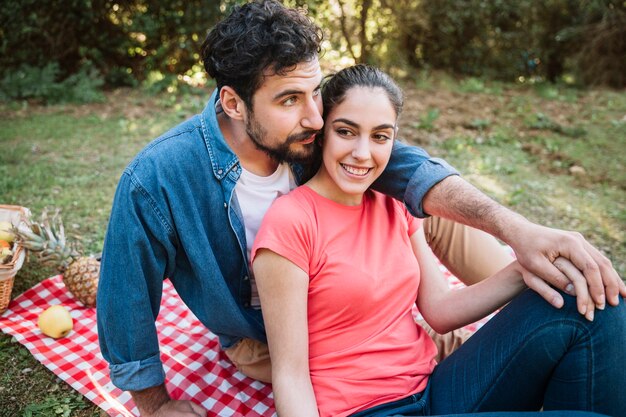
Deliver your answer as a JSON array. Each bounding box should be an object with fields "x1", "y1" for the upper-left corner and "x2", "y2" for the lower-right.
[
  {"x1": 415, "y1": 108, "x2": 440, "y2": 131},
  {"x1": 0, "y1": 0, "x2": 224, "y2": 91},
  {"x1": 470, "y1": 118, "x2": 491, "y2": 131},
  {"x1": 0, "y1": 0, "x2": 623, "y2": 104},
  {"x1": 0, "y1": 63, "x2": 104, "y2": 104},
  {"x1": 22, "y1": 394, "x2": 88, "y2": 417},
  {"x1": 571, "y1": 0, "x2": 626, "y2": 87},
  {"x1": 305, "y1": 0, "x2": 624, "y2": 87},
  {"x1": 524, "y1": 112, "x2": 586, "y2": 137},
  {"x1": 533, "y1": 83, "x2": 580, "y2": 102}
]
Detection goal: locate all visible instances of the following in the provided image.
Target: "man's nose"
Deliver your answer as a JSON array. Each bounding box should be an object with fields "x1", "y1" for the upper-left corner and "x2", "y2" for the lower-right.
[{"x1": 301, "y1": 95, "x2": 323, "y2": 131}]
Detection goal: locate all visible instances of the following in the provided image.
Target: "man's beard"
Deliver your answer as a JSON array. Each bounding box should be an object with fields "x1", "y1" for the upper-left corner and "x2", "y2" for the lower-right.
[{"x1": 246, "y1": 113, "x2": 318, "y2": 164}]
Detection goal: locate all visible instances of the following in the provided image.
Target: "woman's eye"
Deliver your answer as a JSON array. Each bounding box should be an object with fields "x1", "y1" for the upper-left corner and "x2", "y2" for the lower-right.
[
  {"x1": 337, "y1": 128, "x2": 354, "y2": 137},
  {"x1": 373, "y1": 134, "x2": 391, "y2": 142}
]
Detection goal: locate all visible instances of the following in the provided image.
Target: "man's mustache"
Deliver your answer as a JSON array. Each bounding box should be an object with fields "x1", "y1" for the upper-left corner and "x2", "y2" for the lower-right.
[{"x1": 287, "y1": 130, "x2": 320, "y2": 143}]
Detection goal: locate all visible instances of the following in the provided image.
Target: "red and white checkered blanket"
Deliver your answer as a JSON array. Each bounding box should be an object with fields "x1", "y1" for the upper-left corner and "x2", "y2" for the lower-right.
[
  {"x1": 0, "y1": 264, "x2": 491, "y2": 416},
  {"x1": 0, "y1": 276, "x2": 275, "y2": 416}
]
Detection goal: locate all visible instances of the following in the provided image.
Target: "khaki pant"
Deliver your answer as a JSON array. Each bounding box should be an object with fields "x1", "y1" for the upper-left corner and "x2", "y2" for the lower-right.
[{"x1": 224, "y1": 217, "x2": 514, "y2": 383}]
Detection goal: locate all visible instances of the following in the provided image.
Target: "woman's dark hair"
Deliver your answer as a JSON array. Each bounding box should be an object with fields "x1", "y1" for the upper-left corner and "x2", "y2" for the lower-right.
[
  {"x1": 202, "y1": 0, "x2": 323, "y2": 109},
  {"x1": 321, "y1": 64, "x2": 404, "y2": 119}
]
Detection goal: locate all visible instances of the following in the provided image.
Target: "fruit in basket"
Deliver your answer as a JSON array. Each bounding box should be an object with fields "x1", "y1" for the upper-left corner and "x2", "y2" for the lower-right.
[
  {"x1": 0, "y1": 247, "x2": 12, "y2": 264},
  {"x1": 38, "y1": 305, "x2": 73, "y2": 338},
  {"x1": 0, "y1": 221, "x2": 15, "y2": 243},
  {"x1": 14, "y1": 209, "x2": 99, "y2": 307}
]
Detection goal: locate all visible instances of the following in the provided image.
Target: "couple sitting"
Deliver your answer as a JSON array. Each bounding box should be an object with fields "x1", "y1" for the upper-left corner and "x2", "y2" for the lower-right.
[
  {"x1": 97, "y1": 2, "x2": 626, "y2": 416},
  {"x1": 250, "y1": 64, "x2": 626, "y2": 417}
]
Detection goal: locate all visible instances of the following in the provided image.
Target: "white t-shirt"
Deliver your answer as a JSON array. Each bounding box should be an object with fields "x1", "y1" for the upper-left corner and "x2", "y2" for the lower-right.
[{"x1": 234, "y1": 163, "x2": 297, "y2": 307}]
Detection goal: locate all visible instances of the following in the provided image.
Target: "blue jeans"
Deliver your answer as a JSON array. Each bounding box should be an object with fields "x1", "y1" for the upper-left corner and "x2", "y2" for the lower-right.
[{"x1": 351, "y1": 289, "x2": 626, "y2": 417}]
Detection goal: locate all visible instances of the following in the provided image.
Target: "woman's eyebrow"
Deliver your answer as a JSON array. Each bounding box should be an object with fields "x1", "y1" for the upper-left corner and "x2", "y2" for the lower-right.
[
  {"x1": 332, "y1": 118, "x2": 395, "y2": 131},
  {"x1": 372, "y1": 123, "x2": 395, "y2": 130},
  {"x1": 332, "y1": 118, "x2": 358, "y2": 127}
]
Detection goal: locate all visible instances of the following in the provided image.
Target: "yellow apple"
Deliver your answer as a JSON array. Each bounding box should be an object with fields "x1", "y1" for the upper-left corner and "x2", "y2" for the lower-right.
[
  {"x1": 0, "y1": 221, "x2": 14, "y2": 243},
  {"x1": 38, "y1": 305, "x2": 74, "y2": 339}
]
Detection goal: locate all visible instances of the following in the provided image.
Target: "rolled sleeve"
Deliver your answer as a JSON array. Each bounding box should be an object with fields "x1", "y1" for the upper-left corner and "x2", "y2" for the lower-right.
[
  {"x1": 373, "y1": 141, "x2": 459, "y2": 218},
  {"x1": 109, "y1": 353, "x2": 166, "y2": 391},
  {"x1": 404, "y1": 157, "x2": 459, "y2": 218}
]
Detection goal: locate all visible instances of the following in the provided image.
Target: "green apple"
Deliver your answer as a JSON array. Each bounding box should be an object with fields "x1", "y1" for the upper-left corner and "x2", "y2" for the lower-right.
[
  {"x1": 0, "y1": 221, "x2": 14, "y2": 243},
  {"x1": 38, "y1": 305, "x2": 74, "y2": 339}
]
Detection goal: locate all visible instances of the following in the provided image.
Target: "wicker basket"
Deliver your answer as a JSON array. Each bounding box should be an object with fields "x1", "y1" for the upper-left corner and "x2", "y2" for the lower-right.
[{"x1": 0, "y1": 205, "x2": 31, "y2": 313}]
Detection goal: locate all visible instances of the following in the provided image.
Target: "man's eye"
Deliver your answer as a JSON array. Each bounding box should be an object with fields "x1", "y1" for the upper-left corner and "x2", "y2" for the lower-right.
[
  {"x1": 283, "y1": 97, "x2": 297, "y2": 106},
  {"x1": 313, "y1": 88, "x2": 321, "y2": 96}
]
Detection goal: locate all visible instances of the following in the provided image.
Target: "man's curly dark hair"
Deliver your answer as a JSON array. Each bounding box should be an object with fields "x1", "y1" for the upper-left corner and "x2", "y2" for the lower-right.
[{"x1": 202, "y1": 0, "x2": 323, "y2": 109}]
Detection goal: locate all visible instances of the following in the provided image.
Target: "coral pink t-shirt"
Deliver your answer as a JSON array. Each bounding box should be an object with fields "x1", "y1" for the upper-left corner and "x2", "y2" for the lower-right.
[{"x1": 252, "y1": 186, "x2": 437, "y2": 417}]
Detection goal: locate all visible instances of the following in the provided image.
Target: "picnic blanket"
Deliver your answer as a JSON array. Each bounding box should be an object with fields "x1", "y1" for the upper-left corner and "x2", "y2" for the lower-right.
[
  {"x1": 0, "y1": 276, "x2": 274, "y2": 416},
  {"x1": 0, "y1": 264, "x2": 491, "y2": 417}
]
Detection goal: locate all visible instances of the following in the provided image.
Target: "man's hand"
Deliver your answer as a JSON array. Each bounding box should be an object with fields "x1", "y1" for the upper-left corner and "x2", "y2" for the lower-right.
[
  {"x1": 422, "y1": 175, "x2": 625, "y2": 315},
  {"x1": 131, "y1": 384, "x2": 206, "y2": 417},
  {"x1": 509, "y1": 223, "x2": 626, "y2": 313}
]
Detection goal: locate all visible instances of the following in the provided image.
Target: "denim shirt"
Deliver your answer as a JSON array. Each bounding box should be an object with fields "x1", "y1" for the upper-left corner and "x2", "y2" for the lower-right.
[{"x1": 97, "y1": 90, "x2": 458, "y2": 391}]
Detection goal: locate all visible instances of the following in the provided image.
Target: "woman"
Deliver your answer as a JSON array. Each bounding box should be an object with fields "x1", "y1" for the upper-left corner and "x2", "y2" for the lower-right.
[{"x1": 251, "y1": 65, "x2": 626, "y2": 417}]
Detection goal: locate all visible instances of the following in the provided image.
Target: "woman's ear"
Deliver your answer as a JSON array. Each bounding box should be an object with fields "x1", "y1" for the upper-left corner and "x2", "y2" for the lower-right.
[{"x1": 219, "y1": 86, "x2": 247, "y2": 121}]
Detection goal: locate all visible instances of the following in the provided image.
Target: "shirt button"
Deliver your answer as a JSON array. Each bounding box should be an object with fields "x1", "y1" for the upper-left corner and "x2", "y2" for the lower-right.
[
  {"x1": 244, "y1": 302, "x2": 250, "y2": 308},
  {"x1": 217, "y1": 169, "x2": 223, "y2": 175},
  {"x1": 223, "y1": 202, "x2": 227, "y2": 208},
  {"x1": 243, "y1": 275, "x2": 249, "y2": 281}
]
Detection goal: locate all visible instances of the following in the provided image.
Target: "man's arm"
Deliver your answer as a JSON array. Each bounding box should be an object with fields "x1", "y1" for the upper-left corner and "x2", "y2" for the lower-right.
[
  {"x1": 422, "y1": 175, "x2": 626, "y2": 311},
  {"x1": 375, "y1": 141, "x2": 625, "y2": 313},
  {"x1": 98, "y1": 173, "x2": 207, "y2": 416}
]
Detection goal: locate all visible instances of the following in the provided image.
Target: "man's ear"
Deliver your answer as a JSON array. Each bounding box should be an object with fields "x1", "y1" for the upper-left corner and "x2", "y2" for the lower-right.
[{"x1": 220, "y1": 86, "x2": 247, "y2": 121}]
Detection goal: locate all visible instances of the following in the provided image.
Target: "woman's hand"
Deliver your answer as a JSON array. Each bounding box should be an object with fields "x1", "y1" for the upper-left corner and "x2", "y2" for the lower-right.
[
  {"x1": 510, "y1": 224, "x2": 625, "y2": 314},
  {"x1": 520, "y1": 256, "x2": 615, "y2": 321}
]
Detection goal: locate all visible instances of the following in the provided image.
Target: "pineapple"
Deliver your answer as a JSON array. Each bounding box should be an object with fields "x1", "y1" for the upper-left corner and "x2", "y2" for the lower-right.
[{"x1": 14, "y1": 209, "x2": 99, "y2": 307}]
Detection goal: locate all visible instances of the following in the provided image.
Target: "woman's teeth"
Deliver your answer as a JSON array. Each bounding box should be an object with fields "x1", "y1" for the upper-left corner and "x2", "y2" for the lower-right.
[{"x1": 341, "y1": 164, "x2": 371, "y2": 176}]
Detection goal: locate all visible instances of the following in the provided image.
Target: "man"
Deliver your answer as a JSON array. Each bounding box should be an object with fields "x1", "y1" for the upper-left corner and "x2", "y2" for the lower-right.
[{"x1": 97, "y1": 1, "x2": 625, "y2": 416}]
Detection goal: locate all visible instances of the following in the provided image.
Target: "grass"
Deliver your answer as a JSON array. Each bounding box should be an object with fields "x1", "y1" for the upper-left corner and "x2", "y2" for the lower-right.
[{"x1": 0, "y1": 78, "x2": 625, "y2": 415}]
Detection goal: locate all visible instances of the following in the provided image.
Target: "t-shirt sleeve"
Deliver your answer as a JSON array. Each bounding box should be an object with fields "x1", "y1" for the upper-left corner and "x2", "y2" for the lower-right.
[
  {"x1": 251, "y1": 193, "x2": 312, "y2": 274},
  {"x1": 399, "y1": 200, "x2": 423, "y2": 236}
]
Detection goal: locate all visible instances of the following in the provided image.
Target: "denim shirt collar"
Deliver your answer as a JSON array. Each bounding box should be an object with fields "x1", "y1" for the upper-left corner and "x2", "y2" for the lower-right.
[{"x1": 200, "y1": 89, "x2": 240, "y2": 181}]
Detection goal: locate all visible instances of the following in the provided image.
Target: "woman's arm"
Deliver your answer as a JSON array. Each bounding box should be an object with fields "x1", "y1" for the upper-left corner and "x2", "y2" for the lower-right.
[
  {"x1": 253, "y1": 249, "x2": 320, "y2": 417},
  {"x1": 412, "y1": 227, "x2": 597, "y2": 331},
  {"x1": 411, "y1": 228, "x2": 527, "y2": 334}
]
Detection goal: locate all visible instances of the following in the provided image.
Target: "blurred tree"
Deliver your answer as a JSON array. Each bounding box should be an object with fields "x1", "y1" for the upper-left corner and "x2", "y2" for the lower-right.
[
  {"x1": 0, "y1": 0, "x2": 623, "y2": 92},
  {"x1": 0, "y1": 0, "x2": 224, "y2": 87},
  {"x1": 572, "y1": 0, "x2": 626, "y2": 87}
]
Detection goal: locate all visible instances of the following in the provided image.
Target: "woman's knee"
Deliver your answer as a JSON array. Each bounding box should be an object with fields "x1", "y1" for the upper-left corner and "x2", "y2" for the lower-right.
[{"x1": 590, "y1": 295, "x2": 626, "y2": 339}]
